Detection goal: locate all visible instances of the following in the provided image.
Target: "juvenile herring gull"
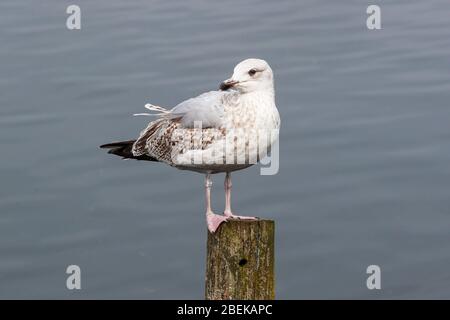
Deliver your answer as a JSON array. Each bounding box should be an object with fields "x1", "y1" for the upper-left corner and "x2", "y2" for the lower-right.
[{"x1": 100, "y1": 58, "x2": 280, "y2": 233}]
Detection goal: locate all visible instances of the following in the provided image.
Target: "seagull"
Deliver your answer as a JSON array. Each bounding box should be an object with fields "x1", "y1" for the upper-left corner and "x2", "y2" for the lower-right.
[{"x1": 100, "y1": 58, "x2": 280, "y2": 233}]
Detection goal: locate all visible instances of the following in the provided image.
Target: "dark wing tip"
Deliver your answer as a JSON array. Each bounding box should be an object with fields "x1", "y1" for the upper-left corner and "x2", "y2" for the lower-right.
[
  {"x1": 99, "y1": 140, "x2": 158, "y2": 162},
  {"x1": 99, "y1": 140, "x2": 136, "y2": 149}
]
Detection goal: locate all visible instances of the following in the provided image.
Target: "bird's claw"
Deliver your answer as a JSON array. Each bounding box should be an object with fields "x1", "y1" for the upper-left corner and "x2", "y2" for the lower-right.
[
  {"x1": 206, "y1": 213, "x2": 228, "y2": 233},
  {"x1": 223, "y1": 212, "x2": 260, "y2": 220}
]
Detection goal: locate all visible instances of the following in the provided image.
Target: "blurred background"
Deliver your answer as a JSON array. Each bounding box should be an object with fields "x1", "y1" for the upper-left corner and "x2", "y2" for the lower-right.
[{"x1": 1, "y1": 0, "x2": 450, "y2": 298}]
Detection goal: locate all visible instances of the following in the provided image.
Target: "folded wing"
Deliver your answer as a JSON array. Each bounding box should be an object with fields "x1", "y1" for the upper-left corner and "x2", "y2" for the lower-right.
[{"x1": 132, "y1": 90, "x2": 231, "y2": 163}]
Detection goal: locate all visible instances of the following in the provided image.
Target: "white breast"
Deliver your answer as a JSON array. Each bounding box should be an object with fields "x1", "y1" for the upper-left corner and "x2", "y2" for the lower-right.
[
  {"x1": 171, "y1": 90, "x2": 280, "y2": 170},
  {"x1": 223, "y1": 91, "x2": 280, "y2": 162}
]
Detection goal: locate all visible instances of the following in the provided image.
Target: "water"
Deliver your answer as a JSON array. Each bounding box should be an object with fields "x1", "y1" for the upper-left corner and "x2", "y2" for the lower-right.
[{"x1": 1, "y1": 0, "x2": 450, "y2": 299}]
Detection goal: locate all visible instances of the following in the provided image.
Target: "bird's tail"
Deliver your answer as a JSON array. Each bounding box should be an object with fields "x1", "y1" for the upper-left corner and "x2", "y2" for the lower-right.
[{"x1": 99, "y1": 140, "x2": 158, "y2": 161}]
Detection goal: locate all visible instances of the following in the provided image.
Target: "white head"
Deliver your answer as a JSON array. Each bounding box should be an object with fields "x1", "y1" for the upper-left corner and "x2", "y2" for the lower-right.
[{"x1": 220, "y1": 58, "x2": 274, "y2": 94}]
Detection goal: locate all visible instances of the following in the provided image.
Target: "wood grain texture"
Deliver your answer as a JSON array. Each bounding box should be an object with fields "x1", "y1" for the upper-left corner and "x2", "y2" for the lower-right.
[{"x1": 205, "y1": 219, "x2": 275, "y2": 300}]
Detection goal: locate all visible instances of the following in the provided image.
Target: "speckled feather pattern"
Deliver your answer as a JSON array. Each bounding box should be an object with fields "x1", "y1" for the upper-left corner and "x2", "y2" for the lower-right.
[{"x1": 132, "y1": 88, "x2": 279, "y2": 173}]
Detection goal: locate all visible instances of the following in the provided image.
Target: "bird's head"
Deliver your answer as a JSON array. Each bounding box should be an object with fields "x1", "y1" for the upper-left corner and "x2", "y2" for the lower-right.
[{"x1": 220, "y1": 58, "x2": 274, "y2": 94}]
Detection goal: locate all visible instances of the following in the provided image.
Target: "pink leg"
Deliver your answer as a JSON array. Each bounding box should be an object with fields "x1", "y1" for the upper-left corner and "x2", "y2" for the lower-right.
[
  {"x1": 223, "y1": 172, "x2": 259, "y2": 220},
  {"x1": 205, "y1": 173, "x2": 228, "y2": 233}
]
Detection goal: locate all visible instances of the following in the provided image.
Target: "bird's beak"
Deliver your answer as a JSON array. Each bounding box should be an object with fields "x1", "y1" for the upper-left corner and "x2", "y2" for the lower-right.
[{"x1": 220, "y1": 79, "x2": 239, "y2": 91}]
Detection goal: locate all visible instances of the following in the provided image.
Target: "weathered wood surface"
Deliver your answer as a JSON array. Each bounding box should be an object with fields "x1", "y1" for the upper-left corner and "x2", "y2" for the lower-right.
[{"x1": 205, "y1": 219, "x2": 275, "y2": 300}]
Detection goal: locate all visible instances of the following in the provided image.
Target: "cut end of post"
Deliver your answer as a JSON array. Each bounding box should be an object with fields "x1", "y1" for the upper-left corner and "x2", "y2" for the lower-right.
[{"x1": 205, "y1": 219, "x2": 275, "y2": 300}]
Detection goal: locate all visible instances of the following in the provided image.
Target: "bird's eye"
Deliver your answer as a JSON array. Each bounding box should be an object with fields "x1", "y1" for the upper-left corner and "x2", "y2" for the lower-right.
[{"x1": 248, "y1": 69, "x2": 257, "y2": 76}]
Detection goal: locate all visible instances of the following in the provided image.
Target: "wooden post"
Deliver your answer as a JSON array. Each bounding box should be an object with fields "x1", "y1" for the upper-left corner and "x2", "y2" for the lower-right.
[{"x1": 205, "y1": 219, "x2": 275, "y2": 300}]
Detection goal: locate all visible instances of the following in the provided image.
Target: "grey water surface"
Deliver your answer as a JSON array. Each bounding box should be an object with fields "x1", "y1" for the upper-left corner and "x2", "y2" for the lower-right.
[{"x1": 1, "y1": 0, "x2": 450, "y2": 299}]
